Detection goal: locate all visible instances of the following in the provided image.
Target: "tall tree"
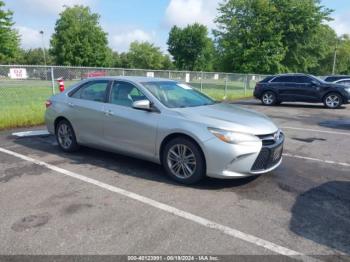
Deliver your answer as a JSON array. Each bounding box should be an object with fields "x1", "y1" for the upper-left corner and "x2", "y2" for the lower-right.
[
  {"x1": 21, "y1": 48, "x2": 53, "y2": 65},
  {"x1": 50, "y1": 5, "x2": 112, "y2": 66},
  {"x1": 214, "y1": 0, "x2": 333, "y2": 74},
  {"x1": 0, "y1": 1, "x2": 21, "y2": 64},
  {"x1": 308, "y1": 25, "x2": 338, "y2": 75},
  {"x1": 167, "y1": 23, "x2": 214, "y2": 71},
  {"x1": 276, "y1": 0, "x2": 333, "y2": 72},
  {"x1": 214, "y1": 0, "x2": 286, "y2": 73},
  {"x1": 126, "y1": 41, "x2": 165, "y2": 69},
  {"x1": 162, "y1": 54, "x2": 175, "y2": 70},
  {"x1": 332, "y1": 35, "x2": 350, "y2": 74},
  {"x1": 125, "y1": 41, "x2": 173, "y2": 69}
]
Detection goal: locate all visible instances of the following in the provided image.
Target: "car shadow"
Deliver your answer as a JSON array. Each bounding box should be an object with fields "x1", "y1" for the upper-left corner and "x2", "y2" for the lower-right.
[
  {"x1": 318, "y1": 119, "x2": 350, "y2": 131},
  {"x1": 11, "y1": 135, "x2": 259, "y2": 190},
  {"x1": 232, "y1": 100, "x2": 347, "y2": 110},
  {"x1": 290, "y1": 181, "x2": 350, "y2": 254}
]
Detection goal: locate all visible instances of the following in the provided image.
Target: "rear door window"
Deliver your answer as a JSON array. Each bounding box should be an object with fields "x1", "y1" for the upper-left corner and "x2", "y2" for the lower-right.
[
  {"x1": 271, "y1": 76, "x2": 295, "y2": 83},
  {"x1": 71, "y1": 80, "x2": 109, "y2": 102},
  {"x1": 294, "y1": 76, "x2": 313, "y2": 83}
]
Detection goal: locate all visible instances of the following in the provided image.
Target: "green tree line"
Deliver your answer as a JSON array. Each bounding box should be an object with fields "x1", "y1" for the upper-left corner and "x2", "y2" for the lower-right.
[{"x1": 0, "y1": 0, "x2": 349, "y2": 75}]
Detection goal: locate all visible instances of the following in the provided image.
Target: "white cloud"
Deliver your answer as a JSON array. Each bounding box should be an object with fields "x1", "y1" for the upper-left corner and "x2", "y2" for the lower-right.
[
  {"x1": 328, "y1": 12, "x2": 350, "y2": 36},
  {"x1": 110, "y1": 29, "x2": 156, "y2": 52},
  {"x1": 164, "y1": 0, "x2": 220, "y2": 29},
  {"x1": 15, "y1": 26, "x2": 51, "y2": 49},
  {"x1": 16, "y1": 25, "x2": 158, "y2": 53}
]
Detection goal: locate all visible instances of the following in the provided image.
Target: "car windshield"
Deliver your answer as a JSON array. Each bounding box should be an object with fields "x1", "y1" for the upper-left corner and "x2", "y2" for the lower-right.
[
  {"x1": 310, "y1": 75, "x2": 326, "y2": 83},
  {"x1": 141, "y1": 81, "x2": 216, "y2": 108}
]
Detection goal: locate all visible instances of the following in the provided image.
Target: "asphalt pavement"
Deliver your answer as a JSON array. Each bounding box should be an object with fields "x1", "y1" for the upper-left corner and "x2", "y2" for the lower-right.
[{"x1": 0, "y1": 99, "x2": 349, "y2": 261}]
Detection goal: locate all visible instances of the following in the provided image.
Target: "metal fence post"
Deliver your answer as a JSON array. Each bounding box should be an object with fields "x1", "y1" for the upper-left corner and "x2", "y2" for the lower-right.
[
  {"x1": 122, "y1": 68, "x2": 125, "y2": 76},
  {"x1": 244, "y1": 75, "x2": 248, "y2": 96},
  {"x1": 168, "y1": 70, "x2": 171, "y2": 79},
  {"x1": 50, "y1": 66, "x2": 55, "y2": 95},
  {"x1": 200, "y1": 71, "x2": 203, "y2": 92},
  {"x1": 224, "y1": 74, "x2": 228, "y2": 98}
]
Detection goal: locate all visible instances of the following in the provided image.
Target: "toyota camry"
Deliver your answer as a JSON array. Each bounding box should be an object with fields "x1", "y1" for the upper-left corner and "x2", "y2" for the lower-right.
[{"x1": 45, "y1": 77, "x2": 284, "y2": 184}]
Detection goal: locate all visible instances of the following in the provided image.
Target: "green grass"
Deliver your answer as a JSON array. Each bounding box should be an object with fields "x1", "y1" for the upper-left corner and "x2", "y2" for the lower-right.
[
  {"x1": 190, "y1": 81, "x2": 254, "y2": 100},
  {"x1": 0, "y1": 79, "x2": 253, "y2": 130},
  {"x1": 0, "y1": 80, "x2": 78, "y2": 130}
]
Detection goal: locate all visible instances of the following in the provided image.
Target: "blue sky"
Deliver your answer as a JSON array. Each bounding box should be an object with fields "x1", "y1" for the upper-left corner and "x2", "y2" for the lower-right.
[{"x1": 3, "y1": 0, "x2": 350, "y2": 52}]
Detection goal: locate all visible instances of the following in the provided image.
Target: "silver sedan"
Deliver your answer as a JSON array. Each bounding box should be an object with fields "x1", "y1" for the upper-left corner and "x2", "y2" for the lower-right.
[{"x1": 45, "y1": 76, "x2": 284, "y2": 184}]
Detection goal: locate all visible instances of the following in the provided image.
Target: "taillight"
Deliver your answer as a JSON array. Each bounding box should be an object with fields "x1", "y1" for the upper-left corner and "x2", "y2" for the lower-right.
[
  {"x1": 255, "y1": 83, "x2": 261, "y2": 89},
  {"x1": 45, "y1": 100, "x2": 52, "y2": 108}
]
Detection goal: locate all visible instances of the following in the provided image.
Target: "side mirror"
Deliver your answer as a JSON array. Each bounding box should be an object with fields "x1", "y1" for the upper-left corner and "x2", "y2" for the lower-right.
[{"x1": 132, "y1": 99, "x2": 151, "y2": 111}]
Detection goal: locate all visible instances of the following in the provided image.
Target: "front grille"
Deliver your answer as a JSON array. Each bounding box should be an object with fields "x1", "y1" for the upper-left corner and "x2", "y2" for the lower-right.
[
  {"x1": 251, "y1": 132, "x2": 284, "y2": 172},
  {"x1": 251, "y1": 148, "x2": 270, "y2": 170}
]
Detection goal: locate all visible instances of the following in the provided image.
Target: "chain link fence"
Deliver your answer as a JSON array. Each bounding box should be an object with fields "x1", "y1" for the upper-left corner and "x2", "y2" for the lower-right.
[{"x1": 0, "y1": 64, "x2": 266, "y2": 129}]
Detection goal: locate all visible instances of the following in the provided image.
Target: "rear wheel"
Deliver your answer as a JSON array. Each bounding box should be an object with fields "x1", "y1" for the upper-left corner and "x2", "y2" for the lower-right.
[
  {"x1": 261, "y1": 91, "x2": 278, "y2": 106},
  {"x1": 323, "y1": 93, "x2": 342, "y2": 109},
  {"x1": 56, "y1": 119, "x2": 79, "y2": 152},
  {"x1": 162, "y1": 137, "x2": 205, "y2": 185}
]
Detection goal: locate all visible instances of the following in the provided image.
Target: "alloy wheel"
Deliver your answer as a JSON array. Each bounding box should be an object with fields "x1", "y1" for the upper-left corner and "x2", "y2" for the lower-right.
[
  {"x1": 262, "y1": 93, "x2": 274, "y2": 105},
  {"x1": 57, "y1": 123, "x2": 73, "y2": 149},
  {"x1": 167, "y1": 144, "x2": 197, "y2": 179},
  {"x1": 325, "y1": 95, "x2": 340, "y2": 108}
]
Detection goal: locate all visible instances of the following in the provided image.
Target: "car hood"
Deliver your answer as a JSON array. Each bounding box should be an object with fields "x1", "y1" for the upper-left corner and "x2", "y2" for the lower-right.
[{"x1": 174, "y1": 103, "x2": 278, "y2": 135}]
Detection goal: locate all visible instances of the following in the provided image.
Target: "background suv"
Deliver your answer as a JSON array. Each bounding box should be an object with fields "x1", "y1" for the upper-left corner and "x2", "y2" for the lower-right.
[
  {"x1": 254, "y1": 73, "x2": 350, "y2": 108},
  {"x1": 324, "y1": 75, "x2": 350, "y2": 82}
]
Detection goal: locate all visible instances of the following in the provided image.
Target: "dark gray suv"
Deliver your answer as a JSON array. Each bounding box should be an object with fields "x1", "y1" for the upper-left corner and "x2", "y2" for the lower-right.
[{"x1": 254, "y1": 74, "x2": 350, "y2": 109}]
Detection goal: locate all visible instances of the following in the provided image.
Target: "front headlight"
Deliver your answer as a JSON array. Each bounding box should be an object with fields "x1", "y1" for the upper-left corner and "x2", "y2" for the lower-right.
[{"x1": 208, "y1": 127, "x2": 260, "y2": 144}]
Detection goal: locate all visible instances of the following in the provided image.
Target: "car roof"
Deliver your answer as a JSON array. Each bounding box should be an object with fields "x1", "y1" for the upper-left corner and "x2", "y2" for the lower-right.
[
  {"x1": 272, "y1": 73, "x2": 308, "y2": 77},
  {"x1": 82, "y1": 76, "x2": 177, "y2": 84},
  {"x1": 325, "y1": 75, "x2": 350, "y2": 77},
  {"x1": 335, "y1": 78, "x2": 350, "y2": 81}
]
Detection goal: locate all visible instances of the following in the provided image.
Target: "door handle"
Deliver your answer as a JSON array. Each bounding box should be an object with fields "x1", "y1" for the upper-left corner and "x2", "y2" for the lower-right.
[
  {"x1": 104, "y1": 110, "x2": 113, "y2": 116},
  {"x1": 68, "y1": 102, "x2": 75, "y2": 107}
]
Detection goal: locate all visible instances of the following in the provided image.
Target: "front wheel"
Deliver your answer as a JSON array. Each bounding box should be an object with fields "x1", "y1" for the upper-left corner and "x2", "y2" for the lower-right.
[
  {"x1": 162, "y1": 137, "x2": 205, "y2": 185},
  {"x1": 56, "y1": 119, "x2": 79, "y2": 152},
  {"x1": 261, "y1": 91, "x2": 278, "y2": 106},
  {"x1": 323, "y1": 93, "x2": 342, "y2": 109}
]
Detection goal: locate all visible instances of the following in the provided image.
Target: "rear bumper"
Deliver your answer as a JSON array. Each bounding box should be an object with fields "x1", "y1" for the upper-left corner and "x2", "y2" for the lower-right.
[
  {"x1": 45, "y1": 108, "x2": 56, "y2": 135},
  {"x1": 253, "y1": 89, "x2": 262, "y2": 99}
]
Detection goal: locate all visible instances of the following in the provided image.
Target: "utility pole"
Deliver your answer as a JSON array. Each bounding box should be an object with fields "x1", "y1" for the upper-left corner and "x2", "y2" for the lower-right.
[
  {"x1": 332, "y1": 40, "x2": 338, "y2": 75},
  {"x1": 39, "y1": 30, "x2": 47, "y2": 66}
]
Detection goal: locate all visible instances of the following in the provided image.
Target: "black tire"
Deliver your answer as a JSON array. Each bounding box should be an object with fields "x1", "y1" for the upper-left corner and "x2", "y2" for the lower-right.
[
  {"x1": 261, "y1": 91, "x2": 278, "y2": 106},
  {"x1": 56, "y1": 119, "x2": 79, "y2": 152},
  {"x1": 323, "y1": 92, "x2": 343, "y2": 109},
  {"x1": 162, "y1": 137, "x2": 205, "y2": 185}
]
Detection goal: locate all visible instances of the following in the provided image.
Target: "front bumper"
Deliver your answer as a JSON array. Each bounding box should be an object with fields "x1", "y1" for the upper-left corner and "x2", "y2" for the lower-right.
[{"x1": 203, "y1": 132, "x2": 284, "y2": 179}]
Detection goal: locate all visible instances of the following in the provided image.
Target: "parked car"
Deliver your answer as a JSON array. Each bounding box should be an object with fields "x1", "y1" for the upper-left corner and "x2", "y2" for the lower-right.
[
  {"x1": 45, "y1": 76, "x2": 284, "y2": 184},
  {"x1": 333, "y1": 78, "x2": 350, "y2": 86},
  {"x1": 254, "y1": 73, "x2": 350, "y2": 109},
  {"x1": 324, "y1": 75, "x2": 350, "y2": 82},
  {"x1": 82, "y1": 70, "x2": 107, "y2": 79}
]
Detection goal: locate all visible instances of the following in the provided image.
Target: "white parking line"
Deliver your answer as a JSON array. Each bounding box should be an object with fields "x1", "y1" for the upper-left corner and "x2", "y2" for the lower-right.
[
  {"x1": 282, "y1": 126, "x2": 350, "y2": 136},
  {"x1": 283, "y1": 153, "x2": 350, "y2": 167},
  {"x1": 0, "y1": 147, "x2": 319, "y2": 261},
  {"x1": 12, "y1": 130, "x2": 50, "y2": 137}
]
